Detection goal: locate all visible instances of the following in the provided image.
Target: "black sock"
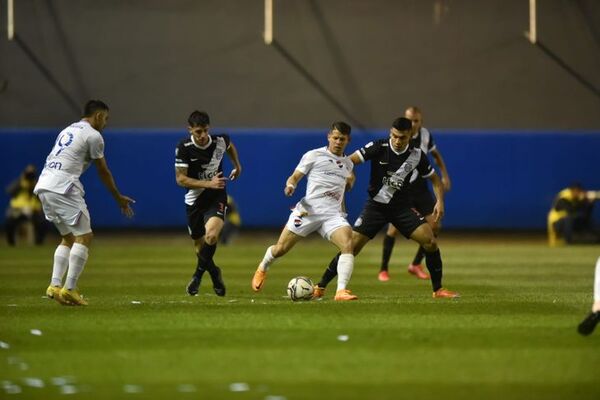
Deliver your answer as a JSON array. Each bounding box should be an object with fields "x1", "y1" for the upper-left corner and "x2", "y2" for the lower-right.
[
  {"x1": 317, "y1": 252, "x2": 341, "y2": 288},
  {"x1": 196, "y1": 243, "x2": 217, "y2": 276},
  {"x1": 425, "y1": 249, "x2": 443, "y2": 292},
  {"x1": 381, "y1": 235, "x2": 395, "y2": 272},
  {"x1": 412, "y1": 246, "x2": 426, "y2": 266}
]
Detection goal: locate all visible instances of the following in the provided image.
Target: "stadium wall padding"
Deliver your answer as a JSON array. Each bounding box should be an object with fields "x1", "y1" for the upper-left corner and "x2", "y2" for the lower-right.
[{"x1": 1, "y1": 129, "x2": 599, "y2": 230}]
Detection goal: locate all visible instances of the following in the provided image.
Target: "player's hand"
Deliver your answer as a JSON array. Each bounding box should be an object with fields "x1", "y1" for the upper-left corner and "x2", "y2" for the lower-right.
[
  {"x1": 229, "y1": 167, "x2": 241, "y2": 181},
  {"x1": 209, "y1": 172, "x2": 227, "y2": 189},
  {"x1": 117, "y1": 195, "x2": 135, "y2": 218},
  {"x1": 284, "y1": 184, "x2": 295, "y2": 197},
  {"x1": 433, "y1": 201, "x2": 444, "y2": 222}
]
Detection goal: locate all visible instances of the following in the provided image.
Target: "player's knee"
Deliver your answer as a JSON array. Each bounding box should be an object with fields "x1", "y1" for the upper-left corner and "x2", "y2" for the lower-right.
[
  {"x1": 204, "y1": 233, "x2": 218, "y2": 245},
  {"x1": 421, "y1": 236, "x2": 438, "y2": 252}
]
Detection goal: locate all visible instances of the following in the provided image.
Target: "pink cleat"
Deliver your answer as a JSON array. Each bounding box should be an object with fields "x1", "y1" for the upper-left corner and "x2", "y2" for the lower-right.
[
  {"x1": 408, "y1": 264, "x2": 430, "y2": 280},
  {"x1": 378, "y1": 270, "x2": 390, "y2": 282}
]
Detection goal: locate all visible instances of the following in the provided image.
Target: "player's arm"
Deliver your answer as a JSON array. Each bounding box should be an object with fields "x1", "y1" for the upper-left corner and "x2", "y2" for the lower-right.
[
  {"x1": 226, "y1": 142, "x2": 242, "y2": 181},
  {"x1": 428, "y1": 172, "x2": 445, "y2": 222},
  {"x1": 93, "y1": 157, "x2": 135, "y2": 218},
  {"x1": 345, "y1": 171, "x2": 356, "y2": 191},
  {"x1": 349, "y1": 151, "x2": 364, "y2": 165},
  {"x1": 430, "y1": 148, "x2": 451, "y2": 192},
  {"x1": 284, "y1": 170, "x2": 305, "y2": 197},
  {"x1": 175, "y1": 166, "x2": 226, "y2": 190}
]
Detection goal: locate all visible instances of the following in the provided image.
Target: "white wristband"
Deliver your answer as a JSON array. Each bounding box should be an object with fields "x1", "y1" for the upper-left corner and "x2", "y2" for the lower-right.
[{"x1": 286, "y1": 183, "x2": 296, "y2": 189}]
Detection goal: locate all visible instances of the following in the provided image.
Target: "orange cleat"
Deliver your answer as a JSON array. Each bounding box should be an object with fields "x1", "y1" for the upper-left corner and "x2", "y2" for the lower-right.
[
  {"x1": 378, "y1": 270, "x2": 390, "y2": 282},
  {"x1": 312, "y1": 285, "x2": 325, "y2": 299},
  {"x1": 251, "y1": 268, "x2": 267, "y2": 292},
  {"x1": 334, "y1": 289, "x2": 358, "y2": 301},
  {"x1": 432, "y1": 288, "x2": 460, "y2": 298},
  {"x1": 408, "y1": 264, "x2": 430, "y2": 280}
]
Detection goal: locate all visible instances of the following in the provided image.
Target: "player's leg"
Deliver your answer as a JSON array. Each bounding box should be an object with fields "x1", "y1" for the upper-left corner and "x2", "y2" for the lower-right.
[
  {"x1": 315, "y1": 231, "x2": 370, "y2": 293},
  {"x1": 59, "y1": 214, "x2": 94, "y2": 306},
  {"x1": 315, "y1": 201, "x2": 385, "y2": 292},
  {"x1": 201, "y1": 215, "x2": 227, "y2": 296},
  {"x1": 409, "y1": 222, "x2": 459, "y2": 298},
  {"x1": 46, "y1": 227, "x2": 74, "y2": 301},
  {"x1": 327, "y1": 225, "x2": 358, "y2": 301},
  {"x1": 578, "y1": 257, "x2": 600, "y2": 336},
  {"x1": 408, "y1": 191, "x2": 437, "y2": 280},
  {"x1": 252, "y1": 227, "x2": 304, "y2": 292},
  {"x1": 185, "y1": 201, "x2": 211, "y2": 296},
  {"x1": 378, "y1": 224, "x2": 398, "y2": 281}
]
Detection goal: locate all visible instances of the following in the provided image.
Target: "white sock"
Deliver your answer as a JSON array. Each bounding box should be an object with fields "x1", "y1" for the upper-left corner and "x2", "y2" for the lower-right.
[
  {"x1": 336, "y1": 253, "x2": 354, "y2": 291},
  {"x1": 259, "y1": 246, "x2": 276, "y2": 271},
  {"x1": 50, "y1": 245, "x2": 71, "y2": 287},
  {"x1": 65, "y1": 243, "x2": 89, "y2": 290},
  {"x1": 593, "y1": 257, "x2": 600, "y2": 312}
]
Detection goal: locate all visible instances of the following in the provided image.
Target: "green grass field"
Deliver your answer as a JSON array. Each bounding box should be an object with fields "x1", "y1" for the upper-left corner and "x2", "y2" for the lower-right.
[{"x1": 1, "y1": 232, "x2": 599, "y2": 399}]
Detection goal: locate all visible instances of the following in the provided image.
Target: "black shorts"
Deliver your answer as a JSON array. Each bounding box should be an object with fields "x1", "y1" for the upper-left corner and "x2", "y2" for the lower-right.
[
  {"x1": 411, "y1": 187, "x2": 436, "y2": 216},
  {"x1": 186, "y1": 192, "x2": 228, "y2": 240},
  {"x1": 353, "y1": 199, "x2": 426, "y2": 239}
]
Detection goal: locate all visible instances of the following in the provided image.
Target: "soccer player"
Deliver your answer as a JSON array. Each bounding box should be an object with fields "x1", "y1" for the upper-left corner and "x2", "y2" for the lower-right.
[
  {"x1": 34, "y1": 100, "x2": 135, "y2": 306},
  {"x1": 314, "y1": 117, "x2": 459, "y2": 299},
  {"x1": 578, "y1": 257, "x2": 600, "y2": 336},
  {"x1": 251, "y1": 121, "x2": 358, "y2": 301},
  {"x1": 175, "y1": 111, "x2": 242, "y2": 297},
  {"x1": 378, "y1": 106, "x2": 451, "y2": 282}
]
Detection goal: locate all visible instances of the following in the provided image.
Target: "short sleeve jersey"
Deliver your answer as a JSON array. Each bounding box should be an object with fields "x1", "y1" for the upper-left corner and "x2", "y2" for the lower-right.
[
  {"x1": 295, "y1": 147, "x2": 354, "y2": 215},
  {"x1": 356, "y1": 139, "x2": 433, "y2": 206},
  {"x1": 34, "y1": 120, "x2": 105, "y2": 195},
  {"x1": 175, "y1": 134, "x2": 231, "y2": 206},
  {"x1": 409, "y1": 127, "x2": 437, "y2": 192}
]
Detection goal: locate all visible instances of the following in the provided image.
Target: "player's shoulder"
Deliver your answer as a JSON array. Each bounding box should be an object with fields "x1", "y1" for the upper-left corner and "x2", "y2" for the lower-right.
[
  {"x1": 177, "y1": 136, "x2": 194, "y2": 148},
  {"x1": 360, "y1": 138, "x2": 387, "y2": 151}
]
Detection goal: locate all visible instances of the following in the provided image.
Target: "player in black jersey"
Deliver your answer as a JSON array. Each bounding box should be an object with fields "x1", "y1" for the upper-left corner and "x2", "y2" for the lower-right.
[
  {"x1": 175, "y1": 111, "x2": 242, "y2": 297},
  {"x1": 378, "y1": 106, "x2": 452, "y2": 282},
  {"x1": 313, "y1": 117, "x2": 459, "y2": 299}
]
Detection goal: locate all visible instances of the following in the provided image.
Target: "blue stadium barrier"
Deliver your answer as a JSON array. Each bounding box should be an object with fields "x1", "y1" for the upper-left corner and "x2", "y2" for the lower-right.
[{"x1": 1, "y1": 128, "x2": 599, "y2": 229}]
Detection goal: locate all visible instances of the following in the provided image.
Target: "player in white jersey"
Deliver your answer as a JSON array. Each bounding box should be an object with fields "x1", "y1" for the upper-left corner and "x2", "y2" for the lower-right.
[
  {"x1": 578, "y1": 257, "x2": 600, "y2": 336},
  {"x1": 251, "y1": 122, "x2": 358, "y2": 301},
  {"x1": 34, "y1": 100, "x2": 135, "y2": 306}
]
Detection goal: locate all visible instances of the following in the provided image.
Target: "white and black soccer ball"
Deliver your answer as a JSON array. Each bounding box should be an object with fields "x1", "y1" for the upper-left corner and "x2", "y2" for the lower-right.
[{"x1": 287, "y1": 276, "x2": 314, "y2": 301}]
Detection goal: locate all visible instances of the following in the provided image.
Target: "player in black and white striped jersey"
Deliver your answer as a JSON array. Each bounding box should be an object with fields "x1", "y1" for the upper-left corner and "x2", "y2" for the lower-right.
[
  {"x1": 378, "y1": 106, "x2": 452, "y2": 282},
  {"x1": 175, "y1": 111, "x2": 242, "y2": 297},
  {"x1": 314, "y1": 117, "x2": 459, "y2": 299}
]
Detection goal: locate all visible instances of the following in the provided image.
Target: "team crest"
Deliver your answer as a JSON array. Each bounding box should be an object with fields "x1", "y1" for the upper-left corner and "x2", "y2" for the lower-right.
[{"x1": 294, "y1": 217, "x2": 303, "y2": 227}]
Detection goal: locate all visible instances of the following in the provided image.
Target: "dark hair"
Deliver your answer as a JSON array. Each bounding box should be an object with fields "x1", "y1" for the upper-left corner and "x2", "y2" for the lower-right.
[
  {"x1": 331, "y1": 121, "x2": 351, "y2": 135},
  {"x1": 83, "y1": 100, "x2": 109, "y2": 117},
  {"x1": 392, "y1": 117, "x2": 412, "y2": 132},
  {"x1": 188, "y1": 111, "x2": 210, "y2": 127}
]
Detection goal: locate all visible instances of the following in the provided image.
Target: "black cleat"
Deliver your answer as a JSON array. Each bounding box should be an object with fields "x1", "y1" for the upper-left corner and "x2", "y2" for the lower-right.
[
  {"x1": 186, "y1": 276, "x2": 201, "y2": 296},
  {"x1": 210, "y1": 266, "x2": 226, "y2": 297},
  {"x1": 578, "y1": 311, "x2": 600, "y2": 336}
]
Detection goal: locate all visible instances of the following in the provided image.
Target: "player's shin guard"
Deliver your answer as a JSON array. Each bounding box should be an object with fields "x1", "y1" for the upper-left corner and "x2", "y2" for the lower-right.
[
  {"x1": 197, "y1": 243, "x2": 217, "y2": 271},
  {"x1": 317, "y1": 252, "x2": 341, "y2": 288},
  {"x1": 336, "y1": 254, "x2": 354, "y2": 291},
  {"x1": 259, "y1": 245, "x2": 276, "y2": 271},
  {"x1": 51, "y1": 244, "x2": 70, "y2": 287},
  {"x1": 381, "y1": 235, "x2": 395, "y2": 272},
  {"x1": 65, "y1": 243, "x2": 89, "y2": 290},
  {"x1": 425, "y1": 249, "x2": 443, "y2": 292}
]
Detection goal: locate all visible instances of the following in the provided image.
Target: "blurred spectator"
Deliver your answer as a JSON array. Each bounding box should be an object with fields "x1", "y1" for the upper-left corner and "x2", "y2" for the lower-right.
[
  {"x1": 547, "y1": 183, "x2": 600, "y2": 246},
  {"x1": 220, "y1": 195, "x2": 241, "y2": 245},
  {"x1": 5, "y1": 164, "x2": 47, "y2": 245}
]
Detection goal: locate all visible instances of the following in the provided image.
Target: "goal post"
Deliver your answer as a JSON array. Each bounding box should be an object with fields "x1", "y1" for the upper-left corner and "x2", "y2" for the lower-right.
[
  {"x1": 525, "y1": 0, "x2": 537, "y2": 44},
  {"x1": 264, "y1": 0, "x2": 273, "y2": 45}
]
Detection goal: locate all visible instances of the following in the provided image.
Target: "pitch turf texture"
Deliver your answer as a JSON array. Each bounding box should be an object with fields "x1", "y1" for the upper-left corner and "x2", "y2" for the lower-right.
[{"x1": 1, "y1": 232, "x2": 599, "y2": 400}]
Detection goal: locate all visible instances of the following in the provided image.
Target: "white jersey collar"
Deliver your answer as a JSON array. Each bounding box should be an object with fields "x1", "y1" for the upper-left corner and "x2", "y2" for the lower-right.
[
  {"x1": 191, "y1": 134, "x2": 212, "y2": 149},
  {"x1": 389, "y1": 139, "x2": 409, "y2": 155}
]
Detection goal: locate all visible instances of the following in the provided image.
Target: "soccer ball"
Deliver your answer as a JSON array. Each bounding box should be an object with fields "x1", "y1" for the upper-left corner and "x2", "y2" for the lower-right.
[{"x1": 287, "y1": 276, "x2": 314, "y2": 301}]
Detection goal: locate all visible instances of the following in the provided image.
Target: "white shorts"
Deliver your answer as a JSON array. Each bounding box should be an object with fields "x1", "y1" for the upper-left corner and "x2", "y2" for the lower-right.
[
  {"x1": 37, "y1": 188, "x2": 92, "y2": 236},
  {"x1": 285, "y1": 208, "x2": 350, "y2": 241}
]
